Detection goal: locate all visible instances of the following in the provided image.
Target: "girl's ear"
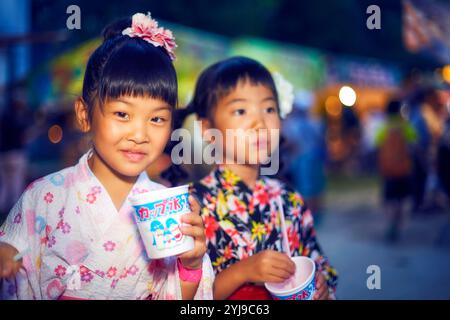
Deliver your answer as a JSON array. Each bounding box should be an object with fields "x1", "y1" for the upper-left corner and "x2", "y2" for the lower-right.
[{"x1": 75, "y1": 98, "x2": 91, "y2": 132}]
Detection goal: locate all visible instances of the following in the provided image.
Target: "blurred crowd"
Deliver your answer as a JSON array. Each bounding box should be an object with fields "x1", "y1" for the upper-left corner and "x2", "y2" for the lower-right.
[{"x1": 280, "y1": 72, "x2": 450, "y2": 242}]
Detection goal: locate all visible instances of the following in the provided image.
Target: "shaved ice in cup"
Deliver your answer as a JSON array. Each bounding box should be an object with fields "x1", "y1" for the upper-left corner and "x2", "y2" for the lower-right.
[
  {"x1": 265, "y1": 256, "x2": 316, "y2": 300},
  {"x1": 129, "y1": 185, "x2": 194, "y2": 259}
]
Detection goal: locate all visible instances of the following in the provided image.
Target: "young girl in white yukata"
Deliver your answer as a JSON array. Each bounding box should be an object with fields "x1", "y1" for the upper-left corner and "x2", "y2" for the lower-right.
[{"x1": 0, "y1": 12, "x2": 214, "y2": 300}]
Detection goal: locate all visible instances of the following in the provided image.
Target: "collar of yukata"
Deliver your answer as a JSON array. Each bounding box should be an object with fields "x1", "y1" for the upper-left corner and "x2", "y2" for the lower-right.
[{"x1": 214, "y1": 165, "x2": 267, "y2": 193}]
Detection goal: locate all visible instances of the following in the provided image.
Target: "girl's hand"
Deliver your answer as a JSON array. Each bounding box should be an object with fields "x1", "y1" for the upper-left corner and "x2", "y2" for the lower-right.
[
  {"x1": 0, "y1": 242, "x2": 22, "y2": 278},
  {"x1": 177, "y1": 196, "x2": 207, "y2": 270},
  {"x1": 241, "y1": 250, "x2": 296, "y2": 284},
  {"x1": 313, "y1": 272, "x2": 330, "y2": 300}
]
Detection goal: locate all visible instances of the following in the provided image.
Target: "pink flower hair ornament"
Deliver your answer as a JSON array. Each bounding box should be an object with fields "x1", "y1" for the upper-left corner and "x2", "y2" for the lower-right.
[{"x1": 122, "y1": 12, "x2": 177, "y2": 60}]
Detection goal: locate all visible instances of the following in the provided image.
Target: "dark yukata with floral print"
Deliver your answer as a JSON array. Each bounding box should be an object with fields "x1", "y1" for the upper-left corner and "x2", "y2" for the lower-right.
[{"x1": 191, "y1": 165, "x2": 338, "y2": 298}]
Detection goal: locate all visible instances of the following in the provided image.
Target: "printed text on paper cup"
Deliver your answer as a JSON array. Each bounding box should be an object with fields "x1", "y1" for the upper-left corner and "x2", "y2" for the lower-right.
[{"x1": 135, "y1": 194, "x2": 189, "y2": 221}]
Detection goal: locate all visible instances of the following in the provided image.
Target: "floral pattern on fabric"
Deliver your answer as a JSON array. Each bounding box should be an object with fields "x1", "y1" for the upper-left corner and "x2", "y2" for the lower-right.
[{"x1": 191, "y1": 166, "x2": 338, "y2": 297}]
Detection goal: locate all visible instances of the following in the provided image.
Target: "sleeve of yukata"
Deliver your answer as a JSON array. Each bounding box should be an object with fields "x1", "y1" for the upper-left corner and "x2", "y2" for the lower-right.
[
  {"x1": 148, "y1": 254, "x2": 214, "y2": 300},
  {"x1": 298, "y1": 203, "x2": 339, "y2": 299},
  {"x1": 192, "y1": 253, "x2": 214, "y2": 300},
  {"x1": 0, "y1": 188, "x2": 46, "y2": 299}
]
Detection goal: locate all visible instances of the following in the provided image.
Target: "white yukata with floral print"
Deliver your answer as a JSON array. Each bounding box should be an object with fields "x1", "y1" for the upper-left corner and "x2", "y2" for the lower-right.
[{"x1": 0, "y1": 150, "x2": 214, "y2": 300}]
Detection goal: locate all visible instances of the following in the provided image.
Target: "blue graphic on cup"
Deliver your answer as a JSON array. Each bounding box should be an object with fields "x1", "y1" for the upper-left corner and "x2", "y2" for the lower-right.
[
  {"x1": 150, "y1": 220, "x2": 165, "y2": 250},
  {"x1": 166, "y1": 218, "x2": 183, "y2": 243},
  {"x1": 150, "y1": 218, "x2": 184, "y2": 250},
  {"x1": 163, "y1": 228, "x2": 175, "y2": 248}
]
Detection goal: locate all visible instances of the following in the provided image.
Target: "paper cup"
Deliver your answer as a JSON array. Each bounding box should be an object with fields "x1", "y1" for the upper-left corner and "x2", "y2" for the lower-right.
[
  {"x1": 264, "y1": 256, "x2": 316, "y2": 300},
  {"x1": 129, "y1": 185, "x2": 195, "y2": 259}
]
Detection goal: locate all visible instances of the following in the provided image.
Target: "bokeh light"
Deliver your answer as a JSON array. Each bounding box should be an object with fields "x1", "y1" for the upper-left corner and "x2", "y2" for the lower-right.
[
  {"x1": 339, "y1": 86, "x2": 357, "y2": 107},
  {"x1": 442, "y1": 65, "x2": 450, "y2": 83},
  {"x1": 48, "y1": 125, "x2": 63, "y2": 144},
  {"x1": 325, "y1": 96, "x2": 342, "y2": 116}
]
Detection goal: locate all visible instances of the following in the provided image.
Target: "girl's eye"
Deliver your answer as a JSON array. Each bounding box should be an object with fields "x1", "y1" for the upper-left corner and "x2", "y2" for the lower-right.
[
  {"x1": 233, "y1": 109, "x2": 246, "y2": 116},
  {"x1": 151, "y1": 116, "x2": 166, "y2": 124},
  {"x1": 114, "y1": 112, "x2": 129, "y2": 120},
  {"x1": 265, "y1": 106, "x2": 277, "y2": 114}
]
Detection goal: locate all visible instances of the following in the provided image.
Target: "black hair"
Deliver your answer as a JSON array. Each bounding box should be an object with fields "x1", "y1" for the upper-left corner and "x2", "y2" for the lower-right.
[
  {"x1": 179, "y1": 56, "x2": 279, "y2": 122},
  {"x1": 162, "y1": 56, "x2": 282, "y2": 186},
  {"x1": 81, "y1": 16, "x2": 177, "y2": 121}
]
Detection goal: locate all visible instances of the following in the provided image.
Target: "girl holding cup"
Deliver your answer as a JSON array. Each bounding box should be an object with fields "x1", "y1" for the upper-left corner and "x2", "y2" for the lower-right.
[
  {"x1": 173, "y1": 56, "x2": 338, "y2": 300},
  {"x1": 0, "y1": 13, "x2": 213, "y2": 300}
]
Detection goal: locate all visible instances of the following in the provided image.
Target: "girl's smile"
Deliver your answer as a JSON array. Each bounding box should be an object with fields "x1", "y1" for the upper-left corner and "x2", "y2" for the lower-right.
[{"x1": 120, "y1": 149, "x2": 148, "y2": 163}]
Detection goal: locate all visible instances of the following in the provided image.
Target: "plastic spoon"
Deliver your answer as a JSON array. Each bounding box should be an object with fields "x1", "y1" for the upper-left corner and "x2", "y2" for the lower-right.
[{"x1": 277, "y1": 197, "x2": 296, "y2": 288}]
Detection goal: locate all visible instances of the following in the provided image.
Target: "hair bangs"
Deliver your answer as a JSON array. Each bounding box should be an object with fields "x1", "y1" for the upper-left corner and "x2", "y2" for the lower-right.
[
  {"x1": 98, "y1": 39, "x2": 177, "y2": 107},
  {"x1": 210, "y1": 56, "x2": 278, "y2": 110}
]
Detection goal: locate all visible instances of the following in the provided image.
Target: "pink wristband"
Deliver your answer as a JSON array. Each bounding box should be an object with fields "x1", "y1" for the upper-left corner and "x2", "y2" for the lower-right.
[{"x1": 177, "y1": 258, "x2": 202, "y2": 283}]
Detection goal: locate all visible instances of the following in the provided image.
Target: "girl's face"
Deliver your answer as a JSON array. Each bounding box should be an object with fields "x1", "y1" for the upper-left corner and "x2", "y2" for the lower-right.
[
  {"x1": 82, "y1": 95, "x2": 172, "y2": 179},
  {"x1": 208, "y1": 80, "x2": 281, "y2": 165}
]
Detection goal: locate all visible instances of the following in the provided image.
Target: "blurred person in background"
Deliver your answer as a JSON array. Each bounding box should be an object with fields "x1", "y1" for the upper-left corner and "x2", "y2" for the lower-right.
[
  {"x1": 375, "y1": 100, "x2": 417, "y2": 242},
  {"x1": 437, "y1": 104, "x2": 450, "y2": 201},
  {"x1": 408, "y1": 88, "x2": 445, "y2": 213},
  {"x1": 436, "y1": 109, "x2": 450, "y2": 245},
  {"x1": 0, "y1": 85, "x2": 32, "y2": 222},
  {"x1": 282, "y1": 92, "x2": 327, "y2": 224},
  {"x1": 420, "y1": 89, "x2": 447, "y2": 211},
  {"x1": 360, "y1": 106, "x2": 386, "y2": 173},
  {"x1": 341, "y1": 105, "x2": 362, "y2": 175}
]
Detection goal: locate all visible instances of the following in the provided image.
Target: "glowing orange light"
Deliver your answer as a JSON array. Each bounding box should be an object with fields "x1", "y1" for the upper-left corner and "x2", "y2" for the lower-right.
[
  {"x1": 325, "y1": 96, "x2": 342, "y2": 117},
  {"x1": 48, "y1": 125, "x2": 63, "y2": 144},
  {"x1": 442, "y1": 65, "x2": 450, "y2": 83}
]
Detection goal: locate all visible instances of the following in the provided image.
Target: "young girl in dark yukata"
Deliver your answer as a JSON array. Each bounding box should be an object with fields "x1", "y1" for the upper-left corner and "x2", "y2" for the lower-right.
[{"x1": 174, "y1": 56, "x2": 338, "y2": 300}]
